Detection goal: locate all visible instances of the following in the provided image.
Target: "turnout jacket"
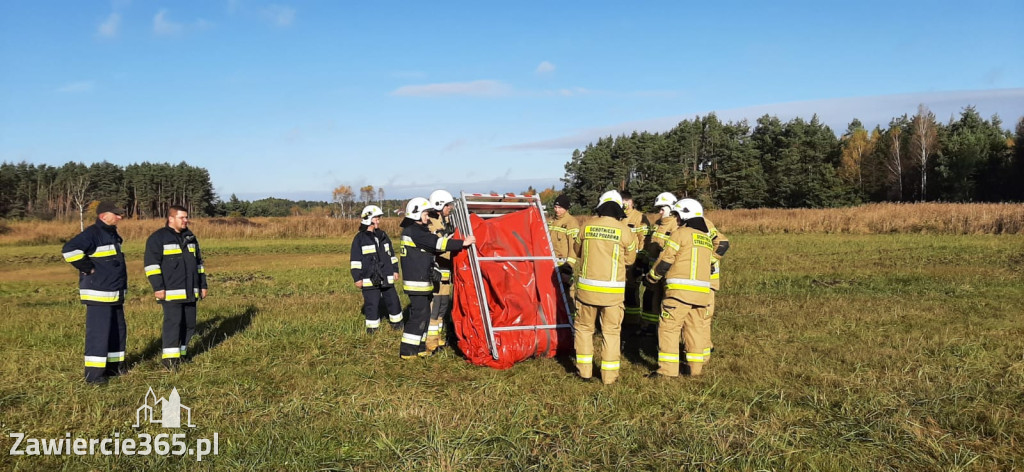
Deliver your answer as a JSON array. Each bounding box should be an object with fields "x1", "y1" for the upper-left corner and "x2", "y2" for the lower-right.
[
  {"x1": 61, "y1": 218, "x2": 128, "y2": 305},
  {"x1": 400, "y1": 222, "x2": 466, "y2": 294},
  {"x1": 642, "y1": 215, "x2": 679, "y2": 267},
  {"x1": 705, "y1": 218, "x2": 730, "y2": 291},
  {"x1": 647, "y1": 224, "x2": 713, "y2": 307},
  {"x1": 144, "y1": 226, "x2": 208, "y2": 303},
  {"x1": 624, "y1": 208, "x2": 651, "y2": 245},
  {"x1": 350, "y1": 228, "x2": 399, "y2": 289},
  {"x1": 547, "y1": 211, "x2": 580, "y2": 267},
  {"x1": 428, "y1": 214, "x2": 456, "y2": 284},
  {"x1": 572, "y1": 215, "x2": 638, "y2": 306}
]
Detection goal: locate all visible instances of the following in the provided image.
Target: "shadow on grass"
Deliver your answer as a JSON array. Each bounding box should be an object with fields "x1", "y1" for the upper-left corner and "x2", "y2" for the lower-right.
[{"x1": 124, "y1": 305, "x2": 258, "y2": 370}]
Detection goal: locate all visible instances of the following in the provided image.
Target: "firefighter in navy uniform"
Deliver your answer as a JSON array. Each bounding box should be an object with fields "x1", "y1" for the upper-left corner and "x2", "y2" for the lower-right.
[
  {"x1": 61, "y1": 201, "x2": 128, "y2": 384},
  {"x1": 425, "y1": 189, "x2": 456, "y2": 352},
  {"x1": 399, "y1": 197, "x2": 476, "y2": 359},
  {"x1": 638, "y1": 192, "x2": 679, "y2": 336},
  {"x1": 572, "y1": 190, "x2": 637, "y2": 385},
  {"x1": 350, "y1": 205, "x2": 403, "y2": 333},
  {"x1": 646, "y1": 198, "x2": 714, "y2": 378},
  {"x1": 620, "y1": 190, "x2": 650, "y2": 329},
  {"x1": 144, "y1": 205, "x2": 208, "y2": 370}
]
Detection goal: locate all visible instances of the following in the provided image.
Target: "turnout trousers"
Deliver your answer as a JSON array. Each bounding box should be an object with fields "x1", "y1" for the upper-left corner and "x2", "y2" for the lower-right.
[
  {"x1": 623, "y1": 267, "x2": 642, "y2": 326},
  {"x1": 640, "y1": 279, "x2": 666, "y2": 328},
  {"x1": 162, "y1": 302, "x2": 197, "y2": 366},
  {"x1": 400, "y1": 293, "x2": 432, "y2": 358},
  {"x1": 426, "y1": 281, "x2": 452, "y2": 351},
  {"x1": 573, "y1": 300, "x2": 624, "y2": 384},
  {"x1": 84, "y1": 304, "x2": 127, "y2": 382},
  {"x1": 361, "y1": 286, "x2": 403, "y2": 330},
  {"x1": 657, "y1": 298, "x2": 711, "y2": 377}
]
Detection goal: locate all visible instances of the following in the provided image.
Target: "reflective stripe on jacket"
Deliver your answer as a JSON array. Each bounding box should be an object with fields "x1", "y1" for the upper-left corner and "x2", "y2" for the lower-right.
[
  {"x1": 547, "y1": 212, "x2": 580, "y2": 266},
  {"x1": 350, "y1": 228, "x2": 399, "y2": 289},
  {"x1": 428, "y1": 215, "x2": 456, "y2": 283},
  {"x1": 573, "y1": 216, "x2": 637, "y2": 306},
  {"x1": 648, "y1": 226, "x2": 713, "y2": 307},
  {"x1": 61, "y1": 218, "x2": 127, "y2": 305},
  {"x1": 144, "y1": 226, "x2": 207, "y2": 304},
  {"x1": 642, "y1": 216, "x2": 678, "y2": 265},
  {"x1": 706, "y1": 219, "x2": 729, "y2": 291},
  {"x1": 400, "y1": 222, "x2": 464, "y2": 293}
]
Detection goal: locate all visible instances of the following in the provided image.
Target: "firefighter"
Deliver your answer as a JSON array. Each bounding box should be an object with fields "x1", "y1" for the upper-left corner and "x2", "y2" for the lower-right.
[
  {"x1": 572, "y1": 190, "x2": 637, "y2": 385},
  {"x1": 61, "y1": 201, "x2": 128, "y2": 384},
  {"x1": 704, "y1": 216, "x2": 730, "y2": 363},
  {"x1": 425, "y1": 189, "x2": 456, "y2": 352},
  {"x1": 144, "y1": 205, "x2": 209, "y2": 370},
  {"x1": 350, "y1": 205, "x2": 403, "y2": 333},
  {"x1": 547, "y1": 193, "x2": 580, "y2": 309},
  {"x1": 638, "y1": 192, "x2": 679, "y2": 336},
  {"x1": 620, "y1": 190, "x2": 650, "y2": 328},
  {"x1": 646, "y1": 198, "x2": 714, "y2": 378},
  {"x1": 399, "y1": 197, "x2": 475, "y2": 359}
]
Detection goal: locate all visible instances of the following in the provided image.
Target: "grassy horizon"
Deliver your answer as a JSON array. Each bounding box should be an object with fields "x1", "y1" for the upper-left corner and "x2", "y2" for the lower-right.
[{"x1": 1, "y1": 230, "x2": 1023, "y2": 470}]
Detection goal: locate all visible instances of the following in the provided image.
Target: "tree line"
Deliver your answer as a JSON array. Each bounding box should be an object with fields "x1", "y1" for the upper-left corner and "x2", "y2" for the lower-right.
[
  {"x1": 0, "y1": 161, "x2": 216, "y2": 223},
  {"x1": 560, "y1": 106, "x2": 1024, "y2": 211}
]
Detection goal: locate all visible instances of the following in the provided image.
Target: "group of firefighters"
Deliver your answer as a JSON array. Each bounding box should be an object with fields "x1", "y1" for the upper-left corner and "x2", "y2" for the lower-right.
[
  {"x1": 62, "y1": 189, "x2": 726, "y2": 385},
  {"x1": 350, "y1": 188, "x2": 729, "y2": 384}
]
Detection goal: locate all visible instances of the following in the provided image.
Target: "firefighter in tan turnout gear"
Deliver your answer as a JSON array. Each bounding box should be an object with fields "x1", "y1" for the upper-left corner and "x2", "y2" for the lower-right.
[
  {"x1": 547, "y1": 194, "x2": 580, "y2": 305},
  {"x1": 426, "y1": 189, "x2": 456, "y2": 353},
  {"x1": 620, "y1": 191, "x2": 650, "y2": 328},
  {"x1": 646, "y1": 198, "x2": 714, "y2": 378},
  {"x1": 704, "y1": 216, "x2": 730, "y2": 363},
  {"x1": 572, "y1": 190, "x2": 637, "y2": 385},
  {"x1": 638, "y1": 192, "x2": 678, "y2": 336}
]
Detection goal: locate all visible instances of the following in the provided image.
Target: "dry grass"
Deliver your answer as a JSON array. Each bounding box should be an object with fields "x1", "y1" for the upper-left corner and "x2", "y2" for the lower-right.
[{"x1": 2, "y1": 203, "x2": 1023, "y2": 247}]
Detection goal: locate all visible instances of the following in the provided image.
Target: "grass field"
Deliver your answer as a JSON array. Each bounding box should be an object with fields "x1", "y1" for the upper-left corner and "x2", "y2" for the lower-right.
[{"x1": 2, "y1": 224, "x2": 1023, "y2": 469}]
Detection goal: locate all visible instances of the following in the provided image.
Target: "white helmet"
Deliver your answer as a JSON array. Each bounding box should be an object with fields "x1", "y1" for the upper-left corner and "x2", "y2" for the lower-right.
[
  {"x1": 428, "y1": 189, "x2": 454, "y2": 210},
  {"x1": 360, "y1": 205, "x2": 384, "y2": 225},
  {"x1": 654, "y1": 192, "x2": 678, "y2": 208},
  {"x1": 673, "y1": 198, "x2": 703, "y2": 220},
  {"x1": 405, "y1": 197, "x2": 431, "y2": 221},
  {"x1": 595, "y1": 190, "x2": 623, "y2": 209}
]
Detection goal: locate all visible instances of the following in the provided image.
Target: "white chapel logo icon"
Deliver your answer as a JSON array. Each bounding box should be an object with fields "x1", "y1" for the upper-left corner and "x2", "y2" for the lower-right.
[{"x1": 133, "y1": 387, "x2": 196, "y2": 428}]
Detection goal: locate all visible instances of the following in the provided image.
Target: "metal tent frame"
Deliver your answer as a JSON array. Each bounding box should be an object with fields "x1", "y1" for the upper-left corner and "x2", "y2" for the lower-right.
[{"x1": 450, "y1": 192, "x2": 574, "y2": 361}]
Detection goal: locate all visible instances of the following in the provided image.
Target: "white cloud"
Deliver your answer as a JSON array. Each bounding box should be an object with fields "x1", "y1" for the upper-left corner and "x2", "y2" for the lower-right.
[
  {"x1": 536, "y1": 61, "x2": 556, "y2": 75},
  {"x1": 154, "y1": 9, "x2": 183, "y2": 35},
  {"x1": 261, "y1": 5, "x2": 295, "y2": 27},
  {"x1": 97, "y1": 12, "x2": 121, "y2": 38},
  {"x1": 55, "y1": 81, "x2": 95, "y2": 93},
  {"x1": 391, "y1": 80, "x2": 511, "y2": 97},
  {"x1": 501, "y1": 88, "x2": 1024, "y2": 151}
]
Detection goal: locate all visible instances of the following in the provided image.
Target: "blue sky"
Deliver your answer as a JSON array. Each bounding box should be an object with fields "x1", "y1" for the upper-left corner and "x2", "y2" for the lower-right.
[{"x1": 1, "y1": 1, "x2": 1022, "y2": 201}]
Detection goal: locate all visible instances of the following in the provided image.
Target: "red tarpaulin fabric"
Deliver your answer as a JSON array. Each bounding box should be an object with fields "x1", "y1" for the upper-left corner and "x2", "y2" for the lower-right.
[{"x1": 451, "y1": 206, "x2": 573, "y2": 369}]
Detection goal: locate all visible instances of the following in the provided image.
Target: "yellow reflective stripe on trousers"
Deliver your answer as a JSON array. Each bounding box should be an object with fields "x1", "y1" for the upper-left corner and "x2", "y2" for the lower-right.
[
  {"x1": 80, "y1": 289, "x2": 121, "y2": 302},
  {"x1": 84, "y1": 355, "x2": 106, "y2": 367},
  {"x1": 162, "y1": 243, "x2": 182, "y2": 255},
  {"x1": 63, "y1": 249, "x2": 85, "y2": 262},
  {"x1": 601, "y1": 360, "x2": 620, "y2": 371},
  {"x1": 685, "y1": 353, "x2": 705, "y2": 363},
  {"x1": 401, "y1": 333, "x2": 422, "y2": 345},
  {"x1": 575, "y1": 354, "x2": 593, "y2": 364},
  {"x1": 403, "y1": 280, "x2": 433, "y2": 292},
  {"x1": 90, "y1": 244, "x2": 117, "y2": 258},
  {"x1": 162, "y1": 347, "x2": 181, "y2": 359},
  {"x1": 145, "y1": 264, "x2": 162, "y2": 276},
  {"x1": 165, "y1": 289, "x2": 188, "y2": 300},
  {"x1": 107, "y1": 351, "x2": 125, "y2": 362},
  {"x1": 658, "y1": 352, "x2": 680, "y2": 363}
]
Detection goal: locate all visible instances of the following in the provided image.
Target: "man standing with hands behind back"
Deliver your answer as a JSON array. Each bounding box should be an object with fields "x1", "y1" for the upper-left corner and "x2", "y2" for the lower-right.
[{"x1": 145, "y1": 205, "x2": 208, "y2": 370}]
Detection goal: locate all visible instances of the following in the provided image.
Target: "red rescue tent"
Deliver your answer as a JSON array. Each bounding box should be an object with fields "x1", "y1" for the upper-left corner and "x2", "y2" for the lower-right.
[{"x1": 449, "y1": 193, "x2": 574, "y2": 369}]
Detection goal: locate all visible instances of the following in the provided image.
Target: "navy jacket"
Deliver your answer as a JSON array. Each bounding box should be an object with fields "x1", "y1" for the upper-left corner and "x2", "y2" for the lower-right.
[
  {"x1": 61, "y1": 218, "x2": 128, "y2": 305},
  {"x1": 144, "y1": 226, "x2": 208, "y2": 303},
  {"x1": 349, "y1": 228, "x2": 399, "y2": 289}
]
